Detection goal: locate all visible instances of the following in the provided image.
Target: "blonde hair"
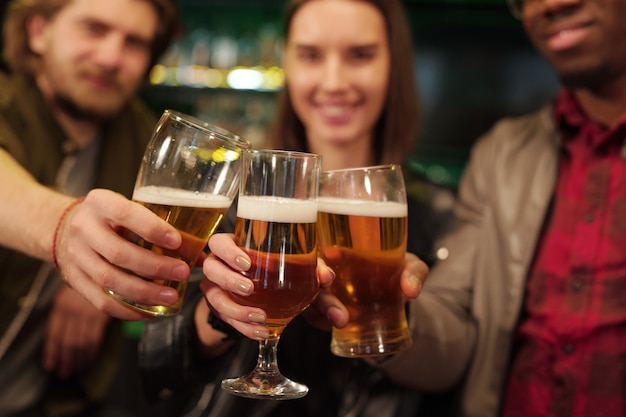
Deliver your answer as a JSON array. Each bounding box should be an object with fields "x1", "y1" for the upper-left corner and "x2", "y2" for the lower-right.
[{"x1": 3, "y1": 0, "x2": 178, "y2": 75}]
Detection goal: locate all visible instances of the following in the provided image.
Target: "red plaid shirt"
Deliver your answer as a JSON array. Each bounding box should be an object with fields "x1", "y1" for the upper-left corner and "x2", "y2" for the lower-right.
[{"x1": 502, "y1": 90, "x2": 626, "y2": 417}]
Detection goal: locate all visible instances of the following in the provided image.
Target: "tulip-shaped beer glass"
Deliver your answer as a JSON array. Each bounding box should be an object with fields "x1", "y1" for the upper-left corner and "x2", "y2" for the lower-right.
[
  {"x1": 109, "y1": 110, "x2": 249, "y2": 316},
  {"x1": 221, "y1": 149, "x2": 321, "y2": 399},
  {"x1": 317, "y1": 164, "x2": 412, "y2": 357}
]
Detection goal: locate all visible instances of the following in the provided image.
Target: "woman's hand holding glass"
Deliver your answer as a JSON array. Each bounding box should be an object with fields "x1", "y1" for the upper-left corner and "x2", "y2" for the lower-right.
[{"x1": 200, "y1": 233, "x2": 428, "y2": 340}]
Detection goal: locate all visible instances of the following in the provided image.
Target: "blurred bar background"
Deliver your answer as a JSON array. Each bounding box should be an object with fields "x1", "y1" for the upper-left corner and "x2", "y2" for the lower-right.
[
  {"x1": 0, "y1": 1, "x2": 561, "y2": 414},
  {"x1": 141, "y1": 0, "x2": 560, "y2": 190}
]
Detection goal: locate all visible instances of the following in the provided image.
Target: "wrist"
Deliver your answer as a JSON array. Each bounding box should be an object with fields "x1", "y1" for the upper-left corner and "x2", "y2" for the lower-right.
[
  {"x1": 207, "y1": 309, "x2": 242, "y2": 342},
  {"x1": 193, "y1": 300, "x2": 238, "y2": 358},
  {"x1": 52, "y1": 196, "x2": 85, "y2": 272}
]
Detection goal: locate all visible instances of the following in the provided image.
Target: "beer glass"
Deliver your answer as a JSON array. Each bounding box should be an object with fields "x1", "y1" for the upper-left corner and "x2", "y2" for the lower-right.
[
  {"x1": 317, "y1": 164, "x2": 412, "y2": 357},
  {"x1": 109, "y1": 109, "x2": 249, "y2": 316},
  {"x1": 221, "y1": 149, "x2": 321, "y2": 399}
]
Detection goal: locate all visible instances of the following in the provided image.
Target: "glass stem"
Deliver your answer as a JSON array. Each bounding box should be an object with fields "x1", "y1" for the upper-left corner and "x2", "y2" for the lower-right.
[{"x1": 256, "y1": 336, "x2": 281, "y2": 375}]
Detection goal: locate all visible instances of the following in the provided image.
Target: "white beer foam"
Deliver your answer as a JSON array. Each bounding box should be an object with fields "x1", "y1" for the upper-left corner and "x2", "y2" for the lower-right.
[
  {"x1": 133, "y1": 185, "x2": 232, "y2": 208},
  {"x1": 317, "y1": 197, "x2": 407, "y2": 218},
  {"x1": 237, "y1": 195, "x2": 317, "y2": 223}
]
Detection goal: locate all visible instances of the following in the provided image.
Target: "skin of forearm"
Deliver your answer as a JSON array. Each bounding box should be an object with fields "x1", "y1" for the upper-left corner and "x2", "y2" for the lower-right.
[{"x1": 0, "y1": 149, "x2": 74, "y2": 261}]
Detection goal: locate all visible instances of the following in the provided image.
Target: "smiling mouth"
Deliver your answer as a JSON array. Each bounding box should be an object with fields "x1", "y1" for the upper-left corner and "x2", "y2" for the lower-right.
[
  {"x1": 87, "y1": 77, "x2": 116, "y2": 89},
  {"x1": 543, "y1": 18, "x2": 594, "y2": 51},
  {"x1": 546, "y1": 25, "x2": 592, "y2": 52},
  {"x1": 80, "y1": 70, "x2": 118, "y2": 89},
  {"x1": 321, "y1": 106, "x2": 350, "y2": 116}
]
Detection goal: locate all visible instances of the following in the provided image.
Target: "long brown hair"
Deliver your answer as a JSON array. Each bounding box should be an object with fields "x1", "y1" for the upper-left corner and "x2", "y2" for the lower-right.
[
  {"x1": 3, "y1": 0, "x2": 178, "y2": 75},
  {"x1": 270, "y1": 0, "x2": 420, "y2": 165}
]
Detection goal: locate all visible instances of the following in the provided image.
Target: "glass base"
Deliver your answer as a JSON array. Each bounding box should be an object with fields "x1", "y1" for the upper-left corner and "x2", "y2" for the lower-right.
[
  {"x1": 331, "y1": 334, "x2": 412, "y2": 358},
  {"x1": 107, "y1": 290, "x2": 180, "y2": 317},
  {"x1": 221, "y1": 371, "x2": 309, "y2": 400}
]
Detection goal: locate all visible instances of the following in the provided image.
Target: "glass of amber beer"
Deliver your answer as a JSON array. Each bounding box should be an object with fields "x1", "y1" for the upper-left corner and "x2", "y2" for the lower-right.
[
  {"x1": 221, "y1": 149, "x2": 321, "y2": 399},
  {"x1": 317, "y1": 164, "x2": 412, "y2": 357},
  {"x1": 108, "y1": 110, "x2": 249, "y2": 316}
]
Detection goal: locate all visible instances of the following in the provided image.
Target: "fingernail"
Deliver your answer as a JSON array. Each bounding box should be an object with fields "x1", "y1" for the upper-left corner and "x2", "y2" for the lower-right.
[
  {"x1": 159, "y1": 289, "x2": 178, "y2": 304},
  {"x1": 235, "y1": 256, "x2": 251, "y2": 271},
  {"x1": 172, "y1": 264, "x2": 189, "y2": 279},
  {"x1": 164, "y1": 231, "x2": 181, "y2": 248},
  {"x1": 328, "y1": 268, "x2": 336, "y2": 281},
  {"x1": 253, "y1": 328, "x2": 270, "y2": 339},
  {"x1": 248, "y1": 312, "x2": 265, "y2": 323},
  {"x1": 408, "y1": 274, "x2": 421, "y2": 293},
  {"x1": 237, "y1": 280, "x2": 253, "y2": 295},
  {"x1": 327, "y1": 306, "x2": 344, "y2": 327}
]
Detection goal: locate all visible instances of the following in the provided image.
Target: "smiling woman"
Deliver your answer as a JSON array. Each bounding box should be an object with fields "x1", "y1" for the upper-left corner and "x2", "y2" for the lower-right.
[
  {"x1": 282, "y1": 0, "x2": 391, "y2": 168},
  {"x1": 139, "y1": 1, "x2": 447, "y2": 417},
  {"x1": 270, "y1": 0, "x2": 419, "y2": 171}
]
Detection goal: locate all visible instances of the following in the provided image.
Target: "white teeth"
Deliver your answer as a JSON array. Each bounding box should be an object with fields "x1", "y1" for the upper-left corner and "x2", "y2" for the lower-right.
[{"x1": 322, "y1": 106, "x2": 348, "y2": 116}]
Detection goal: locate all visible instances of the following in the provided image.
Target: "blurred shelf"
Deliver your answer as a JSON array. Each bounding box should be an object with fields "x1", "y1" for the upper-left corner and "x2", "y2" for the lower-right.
[{"x1": 149, "y1": 65, "x2": 284, "y2": 91}]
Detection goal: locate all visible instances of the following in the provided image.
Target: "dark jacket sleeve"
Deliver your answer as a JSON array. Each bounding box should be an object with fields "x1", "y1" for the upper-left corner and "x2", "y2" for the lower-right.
[{"x1": 138, "y1": 274, "x2": 263, "y2": 416}]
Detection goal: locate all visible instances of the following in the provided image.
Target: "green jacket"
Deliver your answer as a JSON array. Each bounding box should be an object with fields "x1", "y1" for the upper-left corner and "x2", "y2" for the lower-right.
[{"x1": 0, "y1": 72, "x2": 157, "y2": 415}]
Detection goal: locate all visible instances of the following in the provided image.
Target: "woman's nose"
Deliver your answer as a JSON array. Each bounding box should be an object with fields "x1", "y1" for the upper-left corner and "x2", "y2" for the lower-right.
[{"x1": 320, "y1": 56, "x2": 348, "y2": 90}]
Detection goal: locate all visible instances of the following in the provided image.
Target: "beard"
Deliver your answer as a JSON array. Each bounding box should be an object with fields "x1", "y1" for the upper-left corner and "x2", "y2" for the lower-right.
[
  {"x1": 546, "y1": 48, "x2": 613, "y2": 90},
  {"x1": 557, "y1": 65, "x2": 609, "y2": 89},
  {"x1": 46, "y1": 67, "x2": 134, "y2": 123},
  {"x1": 50, "y1": 90, "x2": 117, "y2": 123}
]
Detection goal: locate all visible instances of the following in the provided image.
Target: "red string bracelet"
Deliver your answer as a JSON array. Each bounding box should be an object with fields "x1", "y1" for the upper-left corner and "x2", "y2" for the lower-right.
[{"x1": 52, "y1": 196, "x2": 85, "y2": 271}]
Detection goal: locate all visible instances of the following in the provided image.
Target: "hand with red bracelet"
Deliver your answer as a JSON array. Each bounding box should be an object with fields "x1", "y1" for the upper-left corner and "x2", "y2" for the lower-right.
[
  {"x1": 53, "y1": 189, "x2": 190, "y2": 320},
  {"x1": 1, "y1": 151, "x2": 190, "y2": 320}
]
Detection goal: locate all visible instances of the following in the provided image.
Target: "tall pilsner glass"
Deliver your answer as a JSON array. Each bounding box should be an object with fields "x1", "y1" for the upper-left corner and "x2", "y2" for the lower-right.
[
  {"x1": 221, "y1": 149, "x2": 321, "y2": 399},
  {"x1": 317, "y1": 164, "x2": 412, "y2": 357},
  {"x1": 108, "y1": 110, "x2": 249, "y2": 316}
]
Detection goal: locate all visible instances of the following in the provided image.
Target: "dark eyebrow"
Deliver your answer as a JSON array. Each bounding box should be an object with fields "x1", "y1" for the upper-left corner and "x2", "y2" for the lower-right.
[
  {"x1": 350, "y1": 43, "x2": 381, "y2": 51},
  {"x1": 293, "y1": 43, "x2": 317, "y2": 50},
  {"x1": 292, "y1": 43, "x2": 381, "y2": 51},
  {"x1": 80, "y1": 16, "x2": 153, "y2": 44}
]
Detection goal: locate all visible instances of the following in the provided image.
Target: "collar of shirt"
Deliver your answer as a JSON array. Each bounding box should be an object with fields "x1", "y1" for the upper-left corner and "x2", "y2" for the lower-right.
[{"x1": 553, "y1": 89, "x2": 626, "y2": 152}]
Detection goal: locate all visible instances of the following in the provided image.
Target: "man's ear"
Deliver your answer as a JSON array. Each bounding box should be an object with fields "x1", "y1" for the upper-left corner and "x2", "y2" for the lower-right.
[{"x1": 26, "y1": 14, "x2": 48, "y2": 54}]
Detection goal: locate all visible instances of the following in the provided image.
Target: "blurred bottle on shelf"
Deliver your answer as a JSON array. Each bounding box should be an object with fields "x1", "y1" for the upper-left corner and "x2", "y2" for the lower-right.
[
  {"x1": 258, "y1": 23, "x2": 282, "y2": 68},
  {"x1": 146, "y1": 19, "x2": 284, "y2": 149},
  {"x1": 151, "y1": 21, "x2": 283, "y2": 90},
  {"x1": 210, "y1": 28, "x2": 238, "y2": 70},
  {"x1": 190, "y1": 28, "x2": 211, "y2": 67}
]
